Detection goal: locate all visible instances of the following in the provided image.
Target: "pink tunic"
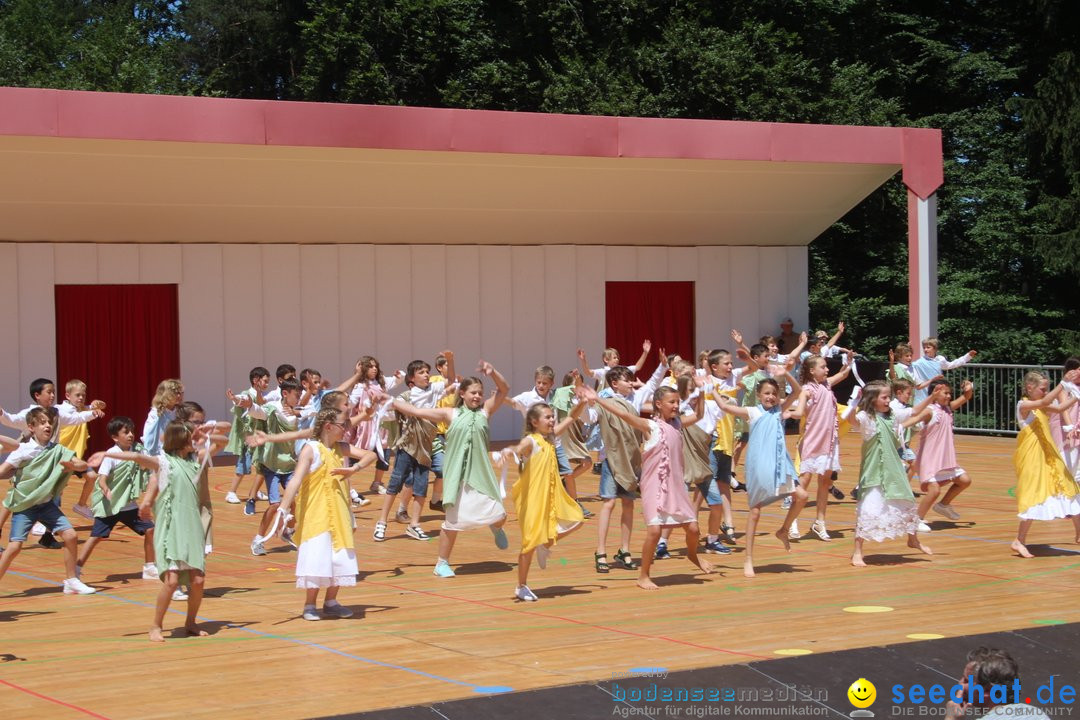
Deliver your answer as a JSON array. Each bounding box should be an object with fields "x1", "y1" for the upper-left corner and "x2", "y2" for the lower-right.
[
  {"x1": 798, "y1": 382, "x2": 839, "y2": 469},
  {"x1": 915, "y1": 404, "x2": 961, "y2": 481},
  {"x1": 640, "y1": 419, "x2": 697, "y2": 526},
  {"x1": 349, "y1": 382, "x2": 388, "y2": 452}
]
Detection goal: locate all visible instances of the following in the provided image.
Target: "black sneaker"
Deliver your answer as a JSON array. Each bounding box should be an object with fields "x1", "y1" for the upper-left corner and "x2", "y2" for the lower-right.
[
  {"x1": 38, "y1": 532, "x2": 63, "y2": 549},
  {"x1": 654, "y1": 543, "x2": 672, "y2": 560},
  {"x1": 829, "y1": 485, "x2": 845, "y2": 500},
  {"x1": 592, "y1": 462, "x2": 603, "y2": 476}
]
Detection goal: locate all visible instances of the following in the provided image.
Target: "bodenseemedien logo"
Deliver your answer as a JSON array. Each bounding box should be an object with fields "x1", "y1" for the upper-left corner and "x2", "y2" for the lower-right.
[{"x1": 847, "y1": 677, "x2": 876, "y2": 717}]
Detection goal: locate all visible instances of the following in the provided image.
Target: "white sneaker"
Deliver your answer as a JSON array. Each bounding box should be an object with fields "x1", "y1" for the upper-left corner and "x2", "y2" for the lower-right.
[
  {"x1": 251, "y1": 539, "x2": 267, "y2": 556},
  {"x1": 933, "y1": 502, "x2": 961, "y2": 521},
  {"x1": 781, "y1": 496, "x2": 792, "y2": 510},
  {"x1": 31, "y1": 522, "x2": 46, "y2": 536},
  {"x1": 257, "y1": 491, "x2": 269, "y2": 501},
  {"x1": 918, "y1": 521, "x2": 932, "y2": 533},
  {"x1": 72, "y1": 504, "x2": 93, "y2": 520},
  {"x1": 63, "y1": 577, "x2": 96, "y2": 595},
  {"x1": 515, "y1": 585, "x2": 539, "y2": 602},
  {"x1": 225, "y1": 491, "x2": 241, "y2": 504},
  {"x1": 302, "y1": 605, "x2": 320, "y2": 621},
  {"x1": 142, "y1": 563, "x2": 159, "y2": 580},
  {"x1": 730, "y1": 474, "x2": 740, "y2": 490},
  {"x1": 788, "y1": 520, "x2": 801, "y2": 540},
  {"x1": 172, "y1": 588, "x2": 188, "y2": 601},
  {"x1": 811, "y1": 520, "x2": 831, "y2": 541},
  {"x1": 349, "y1": 488, "x2": 361, "y2": 503}
]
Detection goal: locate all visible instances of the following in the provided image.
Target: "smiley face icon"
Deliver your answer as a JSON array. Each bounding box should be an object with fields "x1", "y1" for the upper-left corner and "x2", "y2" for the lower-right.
[{"x1": 847, "y1": 678, "x2": 876, "y2": 708}]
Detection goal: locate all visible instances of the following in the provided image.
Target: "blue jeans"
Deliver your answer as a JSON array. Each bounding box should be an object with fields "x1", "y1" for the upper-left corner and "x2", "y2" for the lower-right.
[
  {"x1": 9, "y1": 501, "x2": 73, "y2": 543},
  {"x1": 387, "y1": 449, "x2": 430, "y2": 498}
]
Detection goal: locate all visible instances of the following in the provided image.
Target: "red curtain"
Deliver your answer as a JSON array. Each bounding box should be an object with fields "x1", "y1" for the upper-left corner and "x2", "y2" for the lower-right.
[
  {"x1": 605, "y1": 282, "x2": 695, "y2": 377},
  {"x1": 55, "y1": 284, "x2": 180, "y2": 455}
]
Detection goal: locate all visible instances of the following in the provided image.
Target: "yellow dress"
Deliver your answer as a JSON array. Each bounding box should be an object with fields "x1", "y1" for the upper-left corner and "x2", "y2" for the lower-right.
[
  {"x1": 58, "y1": 422, "x2": 90, "y2": 458},
  {"x1": 294, "y1": 442, "x2": 357, "y2": 588},
  {"x1": 1014, "y1": 405, "x2": 1080, "y2": 520},
  {"x1": 512, "y1": 433, "x2": 584, "y2": 553}
]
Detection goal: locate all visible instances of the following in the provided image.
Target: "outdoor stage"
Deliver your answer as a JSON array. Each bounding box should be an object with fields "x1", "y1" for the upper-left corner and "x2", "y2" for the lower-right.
[{"x1": 2, "y1": 433, "x2": 1079, "y2": 719}]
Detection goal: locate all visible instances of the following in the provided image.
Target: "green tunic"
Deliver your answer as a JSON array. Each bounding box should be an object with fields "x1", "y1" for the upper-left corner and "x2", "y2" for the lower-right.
[
  {"x1": 257, "y1": 405, "x2": 297, "y2": 474},
  {"x1": 3, "y1": 443, "x2": 76, "y2": 512},
  {"x1": 225, "y1": 388, "x2": 262, "y2": 456},
  {"x1": 90, "y1": 444, "x2": 150, "y2": 517},
  {"x1": 857, "y1": 414, "x2": 915, "y2": 502},
  {"x1": 154, "y1": 454, "x2": 206, "y2": 584},
  {"x1": 442, "y1": 406, "x2": 500, "y2": 507}
]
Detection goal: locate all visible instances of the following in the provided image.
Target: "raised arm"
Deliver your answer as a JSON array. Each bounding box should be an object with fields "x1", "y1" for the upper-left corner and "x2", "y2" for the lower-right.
[
  {"x1": 825, "y1": 321, "x2": 845, "y2": 350},
  {"x1": 787, "y1": 332, "x2": 809, "y2": 360},
  {"x1": 0, "y1": 434, "x2": 17, "y2": 454},
  {"x1": 576, "y1": 348, "x2": 594, "y2": 379},
  {"x1": 578, "y1": 385, "x2": 651, "y2": 436},
  {"x1": 950, "y1": 380, "x2": 974, "y2": 411},
  {"x1": 390, "y1": 398, "x2": 453, "y2": 426},
  {"x1": 827, "y1": 350, "x2": 855, "y2": 387},
  {"x1": 553, "y1": 394, "x2": 588, "y2": 436},
  {"x1": 942, "y1": 350, "x2": 977, "y2": 371},
  {"x1": 479, "y1": 361, "x2": 510, "y2": 414},
  {"x1": 888, "y1": 349, "x2": 898, "y2": 381},
  {"x1": 781, "y1": 371, "x2": 803, "y2": 410},
  {"x1": 679, "y1": 377, "x2": 706, "y2": 426},
  {"x1": 442, "y1": 349, "x2": 456, "y2": 384},
  {"x1": 631, "y1": 339, "x2": 652, "y2": 372}
]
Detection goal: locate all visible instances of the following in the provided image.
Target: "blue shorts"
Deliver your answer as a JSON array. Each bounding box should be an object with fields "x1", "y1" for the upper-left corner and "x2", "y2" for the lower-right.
[
  {"x1": 235, "y1": 446, "x2": 255, "y2": 475},
  {"x1": 710, "y1": 449, "x2": 733, "y2": 484},
  {"x1": 695, "y1": 478, "x2": 725, "y2": 506},
  {"x1": 431, "y1": 443, "x2": 445, "y2": 480},
  {"x1": 598, "y1": 460, "x2": 638, "y2": 500},
  {"x1": 91, "y1": 508, "x2": 154, "y2": 538},
  {"x1": 555, "y1": 444, "x2": 572, "y2": 477},
  {"x1": 261, "y1": 468, "x2": 294, "y2": 504},
  {"x1": 9, "y1": 501, "x2": 73, "y2": 543},
  {"x1": 387, "y1": 449, "x2": 430, "y2": 498}
]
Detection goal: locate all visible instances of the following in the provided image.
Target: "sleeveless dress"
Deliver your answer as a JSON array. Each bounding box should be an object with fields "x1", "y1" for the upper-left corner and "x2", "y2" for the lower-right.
[
  {"x1": 441, "y1": 406, "x2": 505, "y2": 531},
  {"x1": 797, "y1": 382, "x2": 840, "y2": 474},
  {"x1": 513, "y1": 433, "x2": 583, "y2": 553},
  {"x1": 294, "y1": 442, "x2": 358, "y2": 588},
  {"x1": 914, "y1": 404, "x2": 965, "y2": 484},
  {"x1": 154, "y1": 454, "x2": 206, "y2": 585},
  {"x1": 640, "y1": 419, "x2": 697, "y2": 526},
  {"x1": 1014, "y1": 404, "x2": 1080, "y2": 521},
  {"x1": 744, "y1": 406, "x2": 798, "y2": 509},
  {"x1": 1049, "y1": 385, "x2": 1080, "y2": 483},
  {"x1": 854, "y1": 412, "x2": 918, "y2": 541}
]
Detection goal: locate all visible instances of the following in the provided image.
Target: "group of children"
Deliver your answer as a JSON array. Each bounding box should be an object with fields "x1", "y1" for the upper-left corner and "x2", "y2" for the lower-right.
[{"x1": 3, "y1": 329, "x2": 1080, "y2": 639}]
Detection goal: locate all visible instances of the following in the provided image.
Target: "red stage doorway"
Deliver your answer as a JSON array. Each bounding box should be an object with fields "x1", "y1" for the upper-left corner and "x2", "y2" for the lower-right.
[
  {"x1": 605, "y1": 282, "x2": 695, "y2": 376},
  {"x1": 55, "y1": 284, "x2": 180, "y2": 455}
]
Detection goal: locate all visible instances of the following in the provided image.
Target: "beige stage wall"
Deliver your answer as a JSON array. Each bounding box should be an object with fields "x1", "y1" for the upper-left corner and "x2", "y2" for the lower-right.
[{"x1": 0, "y1": 242, "x2": 807, "y2": 441}]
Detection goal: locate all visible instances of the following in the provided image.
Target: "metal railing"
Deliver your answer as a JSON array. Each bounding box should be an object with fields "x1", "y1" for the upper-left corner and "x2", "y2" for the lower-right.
[{"x1": 947, "y1": 363, "x2": 1063, "y2": 436}]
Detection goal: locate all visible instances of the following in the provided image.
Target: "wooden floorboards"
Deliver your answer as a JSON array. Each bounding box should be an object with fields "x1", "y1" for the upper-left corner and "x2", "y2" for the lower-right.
[{"x1": 3, "y1": 434, "x2": 1079, "y2": 719}]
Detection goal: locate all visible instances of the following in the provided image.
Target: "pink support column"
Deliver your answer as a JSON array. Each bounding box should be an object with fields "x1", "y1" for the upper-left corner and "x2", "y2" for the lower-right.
[{"x1": 902, "y1": 129, "x2": 945, "y2": 354}]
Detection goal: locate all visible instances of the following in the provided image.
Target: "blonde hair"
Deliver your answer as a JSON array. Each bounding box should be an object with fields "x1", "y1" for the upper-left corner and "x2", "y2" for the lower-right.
[
  {"x1": 922, "y1": 337, "x2": 940, "y2": 350},
  {"x1": 64, "y1": 378, "x2": 87, "y2": 394},
  {"x1": 602, "y1": 348, "x2": 620, "y2": 362},
  {"x1": 313, "y1": 406, "x2": 344, "y2": 440},
  {"x1": 152, "y1": 379, "x2": 184, "y2": 412},
  {"x1": 1023, "y1": 371, "x2": 1048, "y2": 398}
]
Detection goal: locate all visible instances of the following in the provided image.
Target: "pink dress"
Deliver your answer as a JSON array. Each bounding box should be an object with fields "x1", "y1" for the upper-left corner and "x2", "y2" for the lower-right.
[
  {"x1": 1050, "y1": 392, "x2": 1080, "y2": 482},
  {"x1": 348, "y1": 382, "x2": 388, "y2": 455},
  {"x1": 640, "y1": 419, "x2": 697, "y2": 526},
  {"x1": 915, "y1": 404, "x2": 964, "y2": 484},
  {"x1": 798, "y1": 382, "x2": 840, "y2": 474}
]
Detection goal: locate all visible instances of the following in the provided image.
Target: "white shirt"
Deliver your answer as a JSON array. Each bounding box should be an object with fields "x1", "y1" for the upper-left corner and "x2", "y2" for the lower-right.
[
  {"x1": 1, "y1": 402, "x2": 95, "y2": 432},
  {"x1": 508, "y1": 388, "x2": 553, "y2": 418},
  {"x1": 405, "y1": 381, "x2": 448, "y2": 410},
  {"x1": 248, "y1": 400, "x2": 299, "y2": 430},
  {"x1": 589, "y1": 364, "x2": 638, "y2": 382},
  {"x1": 5, "y1": 438, "x2": 48, "y2": 468}
]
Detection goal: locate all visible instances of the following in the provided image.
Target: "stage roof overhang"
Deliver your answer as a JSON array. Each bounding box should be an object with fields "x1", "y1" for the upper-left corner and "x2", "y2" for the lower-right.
[{"x1": 0, "y1": 87, "x2": 942, "y2": 246}]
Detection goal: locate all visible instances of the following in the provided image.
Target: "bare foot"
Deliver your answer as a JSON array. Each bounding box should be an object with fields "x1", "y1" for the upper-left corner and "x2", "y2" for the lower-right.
[
  {"x1": 694, "y1": 559, "x2": 715, "y2": 574},
  {"x1": 908, "y1": 537, "x2": 933, "y2": 555},
  {"x1": 851, "y1": 555, "x2": 866, "y2": 567},
  {"x1": 775, "y1": 529, "x2": 791, "y2": 552},
  {"x1": 636, "y1": 577, "x2": 659, "y2": 590},
  {"x1": 149, "y1": 626, "x2": 165, "y2": 643},
  {"x1": 181, "y1": 624, "x2": 209, "y2": 637},
  {"x1": 743, "y1": 559, "x2": 755, "y2": 578},
  {"x1": 1011, "y1": 539, "x2": 1034, "y2": 558}
]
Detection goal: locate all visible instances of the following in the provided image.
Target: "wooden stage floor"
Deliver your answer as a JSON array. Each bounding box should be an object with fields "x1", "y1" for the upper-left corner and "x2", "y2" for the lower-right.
[{"x1": 3, "y1": 434, "x2": 1080, "y2": 719}]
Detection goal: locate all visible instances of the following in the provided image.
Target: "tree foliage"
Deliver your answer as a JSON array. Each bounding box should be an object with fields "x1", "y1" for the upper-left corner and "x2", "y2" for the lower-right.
[{"x1": 0, "y1": 0, "x2": 1076, "y2": 360}]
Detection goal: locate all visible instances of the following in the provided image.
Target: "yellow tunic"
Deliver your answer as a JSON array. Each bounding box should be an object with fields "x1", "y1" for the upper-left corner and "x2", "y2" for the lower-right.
[
  {"x1": 295, "y1": 443, "x2": 354, "y2": 551},
  {"x1": 512, "y1": 433, "x2": 583, "y2": 553},
  {"x1": 1014, "y1": 408, "x2": 1080, "y2": 517},
  {"x1": 58, "y1": 422, "x2": 90, "y2": 458},
  {"x1": 709, "y1": 384, "x2": 739, "y2": 456}
]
